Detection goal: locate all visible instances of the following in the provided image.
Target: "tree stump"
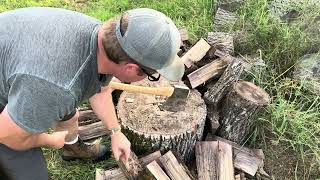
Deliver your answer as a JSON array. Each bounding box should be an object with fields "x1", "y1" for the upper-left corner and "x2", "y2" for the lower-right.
[
  {"x1": 218, "y1": 81, "x2": 270, "y2": 144},
  {"x1": 117, "y1": 79, "x2": 207, "y2": 163}
]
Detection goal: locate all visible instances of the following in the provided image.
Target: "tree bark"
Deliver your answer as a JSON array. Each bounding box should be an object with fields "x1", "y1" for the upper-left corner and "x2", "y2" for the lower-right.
[
  {"x1": 214, "y1": 8, "x2": 238, "y2": 32},
  {"x1": 207, "y1": 32, "x2": 234, "y2": 56},
  {"x1": 218, "y1": 81, "x2": 270, "y2": 144}
]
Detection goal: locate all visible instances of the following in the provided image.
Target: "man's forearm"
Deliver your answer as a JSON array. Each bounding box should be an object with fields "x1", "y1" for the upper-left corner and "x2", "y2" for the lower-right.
[{"x1": 89, "y1": 87, "x2": 120, "y2": 130}]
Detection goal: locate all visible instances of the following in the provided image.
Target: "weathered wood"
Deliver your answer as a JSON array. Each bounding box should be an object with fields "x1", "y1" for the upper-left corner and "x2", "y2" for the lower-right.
[
  {"x1": 217, "y1": 141, "x2": 234, "y2": 180},
  {"x1": 104, "y1": 168, "x2": 127, "y2": 180},
  {"x1": 146, "y1": 161, "x2": 171, "y2": 180},
  {"x1": 214, "y1": 8, "x2": 238, "y2": 32},
  {"x1": 158, "y1": 151, "x2": 194, "y2": 180},
  {"x1": 187, "y1": 56, "x2": 232, "y2": 88},
  {"x1": 204, "y1": 57, "x2": 244, "y2": 106},
  {"x1": 78, "y1": 121, "x2": 108, "y2": 140},
  {"x1": 196, "y1": 141, "x2": 218, "y2": 180},
  {"x1": 207, "y1": 135, "x2": 264, "y2": 176},
  {"x1": 178, "y1": 27, "x2": 189, "y2": 42},
  {"x1": 118, "y1": 151, "x2": 143, "y2": 180},
  {"x1": 218, "y1": 81, "x2": 270, "y2": 144},
  {"x1": 117, "y1": 78, "x2": 207, "y2": 163},
  {"x1": 207, "y1": 32, "x2": 234, "y2": 56},
  {"x1": 139, "y1": 151, "x2": 162, "y2": 167},
  {"x1": 78, "y1": 110, "x2": 100, "y2": 126},
  {"x1": 181, "y1": 38, "x2": 211, "y2": 68}
]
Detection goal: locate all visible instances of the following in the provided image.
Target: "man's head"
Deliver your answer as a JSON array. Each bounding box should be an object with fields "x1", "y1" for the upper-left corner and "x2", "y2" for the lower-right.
[{"x1": 100, "y1": 8, "x2": 184, "y2": 83}]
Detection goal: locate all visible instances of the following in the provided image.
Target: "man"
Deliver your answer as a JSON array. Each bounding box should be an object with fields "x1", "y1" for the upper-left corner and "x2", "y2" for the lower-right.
[{"x1": 0, "y1": 7, "x2": 184, "y2": 180}]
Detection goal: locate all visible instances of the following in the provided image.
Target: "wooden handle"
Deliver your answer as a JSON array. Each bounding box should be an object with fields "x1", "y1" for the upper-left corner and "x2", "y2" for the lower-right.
[{"x1": 109, "y1": 82, "x2": 174, "y2": 97}]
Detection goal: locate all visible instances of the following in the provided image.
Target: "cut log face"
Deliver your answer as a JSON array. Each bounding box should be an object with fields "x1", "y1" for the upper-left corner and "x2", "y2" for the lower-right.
[
  {"x1": 181, "y1": 38, "x2": 211, "y2": 68},
  {"x1": 187, "y1": 56, "x2": 232, "y2": 89},
  {"x1": 103, "y1": 168, "x2": 127, "y2": 180},
  {"x1": 117, "y1": 79, "x2": 207, "y2": 163},
  {"x1": 196, "y1": 141, "x2": 218, "y2": 180},
  {"x1": 206, "y1": 135, "x2": 264, "y2": 176},
  {"x1": 158, "y1": 151, "x2": 194, "y2": 180},
  {"x1": 195, "y1": 141, "x2": 234, "y2": 180},
  {"x1": 218, "y1": 80, "x2": 270, "y2": 144},
  {"x1": 146, "y1": 161, "x2": 171, "y2": 180},
  {"x1": 217, "y1": 141, "x2": 234, "y2": 180}
]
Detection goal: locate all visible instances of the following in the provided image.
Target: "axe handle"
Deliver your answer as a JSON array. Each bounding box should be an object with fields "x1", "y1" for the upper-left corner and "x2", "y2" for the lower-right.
[{"x1": 109, "y1": 82, "x2": 174, "y2": 97}]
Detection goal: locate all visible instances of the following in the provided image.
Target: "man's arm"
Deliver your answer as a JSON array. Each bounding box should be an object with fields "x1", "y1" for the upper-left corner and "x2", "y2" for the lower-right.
[
  {"x1": 89, "y1": 85, "x2": 131, "y2": 162},
  {"x1": 0, "y1": 106, "x2": 68, "y2": 151}
]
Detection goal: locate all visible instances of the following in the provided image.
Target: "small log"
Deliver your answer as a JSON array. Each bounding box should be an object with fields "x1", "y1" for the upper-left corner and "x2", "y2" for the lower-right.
[
  {"x1": 207, "y1": 32, "x2": 234, "y2": 56},
  {"x1": 218, "y1": 81, "x2": 270, "y2": 144},
  {"x1": 104, "y1": 168, "x2": 127, "y2": 180},
  {"x1": 158, "y1": 151, "x2": 195, "y2": 180},
  {"x1": 146, "y1": 161, "x2": 171, "y2": 180},
  {"x1": 118, "y1": 151, "x2": 143, "y2": 180},
  {"x1": 78, "y1": 121, "x2": 108, "y2": 140},
  {"x1": 204, "y1": 57, "x2": 244, "y2": 106},
  {"x1": 217, "y1": 141, "x2": 234, "y2": 180},
  {"x1": 181, "y1": 38, "x2": 211, "y2": 68},
  {"x1": 214, "y1": 8, "x2": 238, "y2": 32},
  {"x1": 139, "y1": 151, "x2": 162, "y2": 167},
  {"x1": 207, "y1": 135, "x2": 264, "y2": 176},
  {"x1": 196, "y1": 141, "x2": 218, "y2": 180},
  {"x1": 187, "y1": 56, "x2": 232, "y2": 89}
]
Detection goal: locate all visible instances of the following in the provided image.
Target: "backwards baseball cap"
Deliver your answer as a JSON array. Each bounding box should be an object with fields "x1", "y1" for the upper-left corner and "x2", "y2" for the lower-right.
[{"x1": 115, "y1": 8, "x2": 185, "y2": 82}]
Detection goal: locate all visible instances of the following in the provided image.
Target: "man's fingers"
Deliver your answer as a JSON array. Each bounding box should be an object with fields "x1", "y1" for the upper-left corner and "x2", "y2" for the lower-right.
[
  {"x1": 124, "y1": 148, "x2": 131, "y2": 162},
  {"x1": 113, "y1": 149, "x2": 120, "y2": 161}
]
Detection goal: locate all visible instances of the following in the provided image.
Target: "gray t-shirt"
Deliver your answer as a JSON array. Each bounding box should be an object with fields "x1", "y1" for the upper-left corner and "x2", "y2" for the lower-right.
[{"x1": 0, "y1": 7, "x2": 112, "y2": 133}]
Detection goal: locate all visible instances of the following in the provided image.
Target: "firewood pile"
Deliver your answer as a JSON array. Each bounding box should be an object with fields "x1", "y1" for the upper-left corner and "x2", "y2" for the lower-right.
[
  {"x1": 79, "y1": 2, "x2": 274, "y2": 179},
  {"x1": 79, "y1": 25, "x2": 272, "y2": 179}
]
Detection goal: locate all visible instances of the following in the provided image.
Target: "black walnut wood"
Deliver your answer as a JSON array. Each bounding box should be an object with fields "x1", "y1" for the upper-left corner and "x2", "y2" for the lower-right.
[
  {"x1": 218, "y1": 81, "x2": 270, "y2": 144},
  {"x1": 187, "y1": 56, "x2": 232, "y2": 88}
]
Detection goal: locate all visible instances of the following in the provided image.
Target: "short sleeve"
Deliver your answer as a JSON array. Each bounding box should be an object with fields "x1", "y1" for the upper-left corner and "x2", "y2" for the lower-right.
[{"x1": 7, "y1": 74, "x2": 76, "y2": 133}]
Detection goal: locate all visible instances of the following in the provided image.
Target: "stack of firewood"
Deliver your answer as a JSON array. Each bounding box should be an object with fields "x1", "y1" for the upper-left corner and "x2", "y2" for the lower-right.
[
  {"x1": 96, "y1": 150, "x2": 196, "y2": 180},
  {"x1": 87, "y1": 26, "x2": 272, "y2": 179}
]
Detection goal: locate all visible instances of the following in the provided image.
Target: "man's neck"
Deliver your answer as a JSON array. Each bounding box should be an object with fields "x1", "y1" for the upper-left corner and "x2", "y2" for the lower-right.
[{"x1": 96, "y1": 28, "x2": 116, "y2": 75}]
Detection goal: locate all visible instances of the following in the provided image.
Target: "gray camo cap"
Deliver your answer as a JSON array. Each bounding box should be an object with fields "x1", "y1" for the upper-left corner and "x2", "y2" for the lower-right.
[{"x1": 115, "y1": 8, "x2": 185, "y2": 81}]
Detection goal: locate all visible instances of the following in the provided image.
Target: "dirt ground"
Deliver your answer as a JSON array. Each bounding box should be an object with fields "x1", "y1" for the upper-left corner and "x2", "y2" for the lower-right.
[{"x1": 117, "y1": 78, "x2": 206, "y2": 135}]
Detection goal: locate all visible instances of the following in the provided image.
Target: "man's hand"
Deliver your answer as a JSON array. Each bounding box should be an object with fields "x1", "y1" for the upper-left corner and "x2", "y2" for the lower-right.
[
  {"x1": 47, "y1": 131, "x2": 69, "y2": 149},
  {"x1": 111, "y1": 132, "x2": 131, "y2": 162}
]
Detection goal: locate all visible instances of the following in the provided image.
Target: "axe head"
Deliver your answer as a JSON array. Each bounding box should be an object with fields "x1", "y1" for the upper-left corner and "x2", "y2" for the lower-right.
[{"x1": 159, "y1": 85, "x2": 190, "y2": 112}]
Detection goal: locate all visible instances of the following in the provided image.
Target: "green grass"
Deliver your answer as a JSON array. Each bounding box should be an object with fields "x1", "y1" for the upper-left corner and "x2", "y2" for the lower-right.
[{"x1": 1, "y1": 0, "x2": 320, "y2": 179}]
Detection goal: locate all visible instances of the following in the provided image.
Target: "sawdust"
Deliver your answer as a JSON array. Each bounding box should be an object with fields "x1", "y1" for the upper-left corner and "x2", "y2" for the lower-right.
[{"x1": 117, "y1": 78, "x2": 206, "y2": 135}]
